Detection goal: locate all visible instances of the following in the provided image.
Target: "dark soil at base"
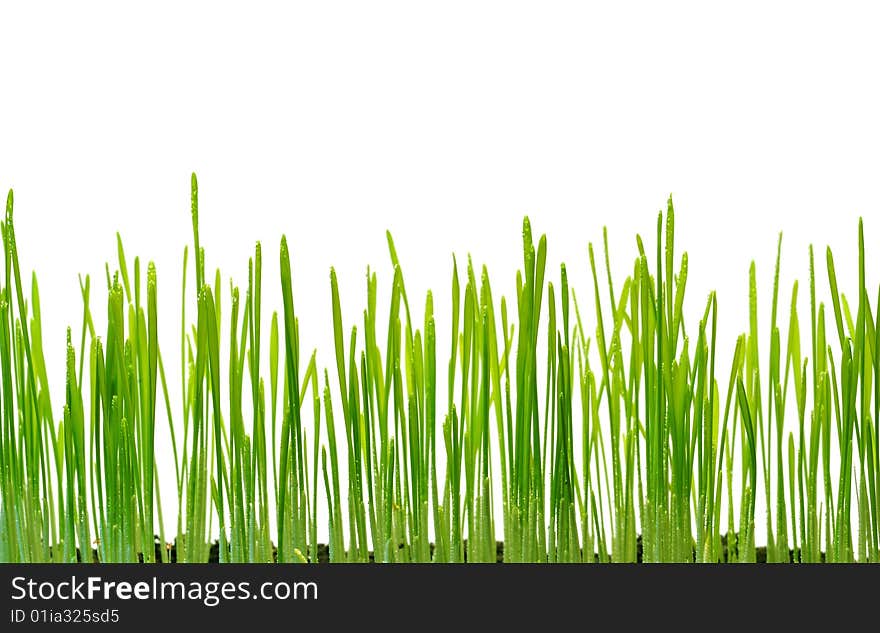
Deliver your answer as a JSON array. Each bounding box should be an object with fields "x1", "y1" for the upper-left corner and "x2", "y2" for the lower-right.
[{"x1": 66, "y1": 534, "x2": 815, "y2": 563}]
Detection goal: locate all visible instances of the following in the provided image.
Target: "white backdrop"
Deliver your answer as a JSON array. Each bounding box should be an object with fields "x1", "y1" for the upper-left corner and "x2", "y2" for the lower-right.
[{"x1": 2, "y1": 1, "x2": 879, "y2": 546}]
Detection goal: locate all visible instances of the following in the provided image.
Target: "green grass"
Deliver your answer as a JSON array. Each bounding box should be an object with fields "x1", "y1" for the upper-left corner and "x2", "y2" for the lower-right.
[{"x1": 1, "y1": 176, "x2": 878, "y2": 563}]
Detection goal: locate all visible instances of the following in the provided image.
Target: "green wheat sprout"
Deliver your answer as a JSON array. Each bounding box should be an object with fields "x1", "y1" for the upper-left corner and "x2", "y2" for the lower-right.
[{"x1": 1, "y1": 175, "x2": 878, "y2": 563}]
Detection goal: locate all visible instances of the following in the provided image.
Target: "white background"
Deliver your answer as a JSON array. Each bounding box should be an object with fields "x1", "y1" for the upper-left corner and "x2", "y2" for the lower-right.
[{"x1": 2, "y1": 1, "x2": 879, "y2": 544}]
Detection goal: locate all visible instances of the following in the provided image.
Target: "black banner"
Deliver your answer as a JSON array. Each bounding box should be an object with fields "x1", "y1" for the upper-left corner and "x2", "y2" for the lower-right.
[{"x1": 0, "y1": 564, "x2": 873, "y2": 627}]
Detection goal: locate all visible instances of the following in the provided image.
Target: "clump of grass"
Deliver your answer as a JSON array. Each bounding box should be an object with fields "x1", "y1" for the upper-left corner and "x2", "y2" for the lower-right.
[{"x1": 1, "y1": 177, "x2": 878, "y2": 563}]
